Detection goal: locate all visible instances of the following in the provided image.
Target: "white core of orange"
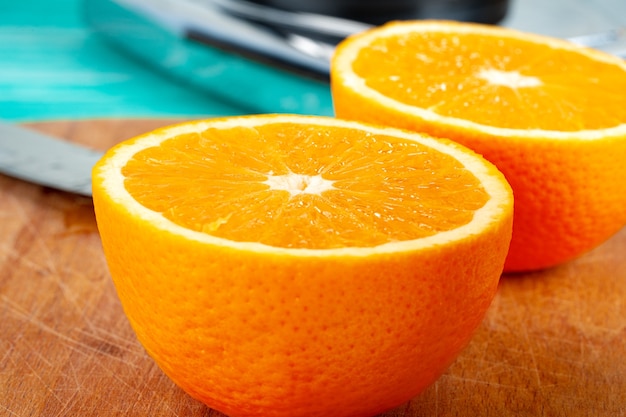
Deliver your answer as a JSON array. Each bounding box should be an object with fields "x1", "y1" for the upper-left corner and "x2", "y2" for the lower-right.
[
  {"x1": 477, "y1": 68, "x2": 542, "y2": 88},
  {"x1": 264, "y1": 172, "x2": 336, "y2": 196}
]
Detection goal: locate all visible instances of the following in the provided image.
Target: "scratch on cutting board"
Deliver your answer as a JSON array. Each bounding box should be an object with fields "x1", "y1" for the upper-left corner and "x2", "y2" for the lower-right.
[
  {"x1": 4, "y1": 193, "x2": 59, "y2": 270},
  {"x1": 79, "y1": 360, "x2": 186, "y2": 417},
  {"x1": 19, "y1": 336, "x2": 55, "y2": 368},
  {"x1": 520, "y1": 325, "x2": 543, "y2": 388},
  {"x1": 0, "y1": 241, "x2": 52, "y2": 274},
  {"x1": 22, "y1": 355, "x2": 65, "y2": 405},
  {"x1": 78, "y1": 323, "x2": 136, "y2": 350},
  {"x1": 76, "y1": 359, "x2": 139, "y2": 400},
  {"x1": 466, "y1": 293, "x2": 547, "y2": 390},
  {"x1": 434, "y1": 380, "x2": 439, "y2": 417},
  {"x1": 55, "y1": 363, "x2": 118, "y2": 417},
  {"x1": 49, "y1": 396, "x2": 76, "y2": 417},
  {"x1": 1, "y1": 308, "x2": 170, "y2": 416},
  {"x1": 4, "y1": 195, "x2": 104, "y2": 328},
  {"x1": 64, "y1": 361, "x2": 83, "y2": 393},
  {"x1": 0, "y1": 404, "x2": 21, "y2": 417},
  {"x1": 3, "y1": 341, "x2": 66, "y2": 408},
  {"x1": 1, "y1": 295, "x2": 140, "y2": 367},
  {"x1": 0, "y1": 339, "x2": 15, "y2": 365},
  {"x1": 0, "y1": 195, "x2": 184, "y2": 415},
  {"x1": 1, "y1": 193, "x2": 120, "y2": 337},
  {"x1": 444, "y1": 373, "x2": 523, "y2": 390}
]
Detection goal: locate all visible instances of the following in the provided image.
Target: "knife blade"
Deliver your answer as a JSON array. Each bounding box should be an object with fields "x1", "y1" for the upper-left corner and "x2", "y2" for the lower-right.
[
  {"x1": 0, "y1": 121, "x2": 102, "y2": 197},
  {"x1": 84, "y1": 0, "x2": 336, "y2": 116}
]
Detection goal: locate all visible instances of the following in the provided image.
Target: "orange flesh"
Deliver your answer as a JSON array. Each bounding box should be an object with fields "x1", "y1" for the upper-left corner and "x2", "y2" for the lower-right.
[
  {"x1": 352, "y1": 32, "x2": 626, "y2": 130},
  {"x1": 122, "y1": 123, "x2": 489, "y2": 249}
]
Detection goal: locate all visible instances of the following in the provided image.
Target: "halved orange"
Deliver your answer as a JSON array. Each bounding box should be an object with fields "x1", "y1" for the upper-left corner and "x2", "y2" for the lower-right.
[
  {"x1": 331, "y1": 20, "x2": 626, "y2": 272},
  {"x1": 92, "y1": 115, "x2": 513, "y2": 417}
]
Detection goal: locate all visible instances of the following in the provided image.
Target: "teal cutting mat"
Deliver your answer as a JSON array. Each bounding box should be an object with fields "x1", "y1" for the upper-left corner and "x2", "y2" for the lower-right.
[{"x1": 0, "y1": 0, "x2": 331, "y2": 122}]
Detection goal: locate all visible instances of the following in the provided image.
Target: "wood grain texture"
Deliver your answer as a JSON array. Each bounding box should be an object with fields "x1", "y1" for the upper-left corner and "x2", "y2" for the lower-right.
[{"x1": 1, "y1": 120, "x2": 625, "y2": 417}]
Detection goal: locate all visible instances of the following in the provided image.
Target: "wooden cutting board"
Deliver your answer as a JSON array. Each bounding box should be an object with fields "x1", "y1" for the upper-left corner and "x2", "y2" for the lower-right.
[{"x1": 1, "y1": 119, "x2": 625, "y2": 416}]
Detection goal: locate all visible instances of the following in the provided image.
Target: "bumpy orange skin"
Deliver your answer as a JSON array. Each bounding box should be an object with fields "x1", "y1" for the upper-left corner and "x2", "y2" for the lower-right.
[
  {"x1": 331, "y1": 86, "x2": 626, "y2": 271},
  {"x1": 93, "y1": 185, "x2": 512, "y2": 417}
]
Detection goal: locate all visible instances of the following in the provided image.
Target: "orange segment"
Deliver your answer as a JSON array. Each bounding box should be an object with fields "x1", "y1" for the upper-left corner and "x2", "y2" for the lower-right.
[
  {"x1": 346, "y1": 24, "x2": 626, "y2": 131},
  {"x1": 122, "y1": 122, "x2": 490, "y2": 248},
  {"x1": 92, "y1": 115, "x2": 513, "y2": 417},
  {"x1": 331, "y1": 20, "x2": 626, "y2": 271}
]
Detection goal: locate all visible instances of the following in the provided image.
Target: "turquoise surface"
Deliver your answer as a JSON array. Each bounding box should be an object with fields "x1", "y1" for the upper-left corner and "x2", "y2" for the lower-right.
[{"x1": 0, "y1": 0, "x2": 333, "y2": 122}]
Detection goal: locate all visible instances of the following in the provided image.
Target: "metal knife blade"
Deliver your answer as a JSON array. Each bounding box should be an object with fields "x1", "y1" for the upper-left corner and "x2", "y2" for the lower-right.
[
  {"x1": 85, "y1": 0, "x2": 336, "y2": 115},
  {"x1": 0, "y1": 121, "x2": 103, "y2": 197}
]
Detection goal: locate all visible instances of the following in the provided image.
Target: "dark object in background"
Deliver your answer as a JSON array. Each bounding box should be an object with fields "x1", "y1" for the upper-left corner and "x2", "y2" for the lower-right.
[{"x1": 247, "y1": 0, "x2": 510, "y2": 25}]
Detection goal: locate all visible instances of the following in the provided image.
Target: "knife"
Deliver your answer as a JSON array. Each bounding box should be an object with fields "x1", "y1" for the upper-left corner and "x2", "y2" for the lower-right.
[
  {"x1": 84, "y1": 0, "x2": 338, "y2": 116},
  {"x1": 0, "y1": 121, "x2": 102, "y2": 197}
]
